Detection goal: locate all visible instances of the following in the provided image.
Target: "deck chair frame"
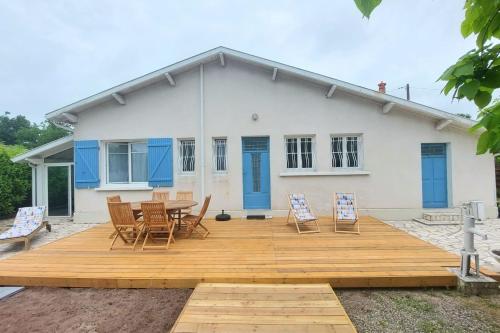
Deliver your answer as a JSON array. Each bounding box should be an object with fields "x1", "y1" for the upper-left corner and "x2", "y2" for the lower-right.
[
  {"x1": 181, "y1": 195, "x2": 211, "y2": 239},
  {"x1": 286, "y1": 194, "x2": 320, "y2": 234},
  {"x1": 0, "y1": 207, "x2": 51, "y2": 251},
  {"x1": 333, "y1": 192, "x2": 360, "y2": 234},
  {"x1": 107, "y1": 202, "x2": 143, "y2": 250}
]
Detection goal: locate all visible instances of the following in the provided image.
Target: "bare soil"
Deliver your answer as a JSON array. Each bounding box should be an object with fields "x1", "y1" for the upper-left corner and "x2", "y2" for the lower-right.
[
  {"x1": 1, "y1": 287, "x2": 499, "y2": 333},
  {"x1": 0, "y1": 287, "x2": 192, "y2": 333},
  {"x1": 337, "y1": 288, "x2": 500, "y2": 333}
]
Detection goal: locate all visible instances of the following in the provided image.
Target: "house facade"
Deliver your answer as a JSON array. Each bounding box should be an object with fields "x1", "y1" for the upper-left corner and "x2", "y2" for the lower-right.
[{"x1": 13, "y1": 47, "x2": 497, "y2": 222}]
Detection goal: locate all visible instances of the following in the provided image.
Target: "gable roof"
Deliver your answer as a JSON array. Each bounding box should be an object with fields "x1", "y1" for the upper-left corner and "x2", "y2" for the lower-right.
[
  {"x1": 46, "y1": 46, "x2": 475, "y2": 129},
  {"x1": 11, "y1": 135, "x2": 73, "y2": 163}
]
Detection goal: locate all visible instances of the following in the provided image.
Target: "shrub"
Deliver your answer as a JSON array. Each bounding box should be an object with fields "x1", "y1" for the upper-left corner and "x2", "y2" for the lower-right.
[{"x1": 0, "y1": 145, "x2": 31, "y2": 218}]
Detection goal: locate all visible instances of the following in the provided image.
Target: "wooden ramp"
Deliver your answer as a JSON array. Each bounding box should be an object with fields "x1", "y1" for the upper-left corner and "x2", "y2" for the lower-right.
[
  {"x1": 0, "y1": 217, "x2": 460, "y2": 288},
  {"x1": 171, "y1": 283, "x2": 356, "y2": 333}
]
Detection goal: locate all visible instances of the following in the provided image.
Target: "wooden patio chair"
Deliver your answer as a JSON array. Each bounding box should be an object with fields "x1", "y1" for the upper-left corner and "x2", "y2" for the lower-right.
[
  {"x1": 107, "y1": 202, "x2": 143, "y2": 250},
  {"x1": 287, "y1": 194, "x2": 320, "y2": 234},
  {"x1": 175, "y1": 191, "x2": 194, "y2": 219},
  {"x1": 0, "y1": 206, "x2": 50, "y2": 251},
  {"x1": 152, "y1": 190, "x2": 170, "y2": 203},
  {"x1": 181, "y1": 195, "x2": 211, "y2": 239},
  {"x1": 106, "y1": 195, "x2": 122, "y2": 203},
  {"x1": 333, "y1": 192, "x2": 360, "y2": 234},
  {"x1": 141, "y1": 201, "x2": 175, "y2": 250}
]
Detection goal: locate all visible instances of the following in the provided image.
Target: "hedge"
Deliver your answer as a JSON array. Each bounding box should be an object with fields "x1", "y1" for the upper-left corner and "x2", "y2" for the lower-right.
[{"x1": 0, "y1": 145, "x2": 31, "y2": 218}]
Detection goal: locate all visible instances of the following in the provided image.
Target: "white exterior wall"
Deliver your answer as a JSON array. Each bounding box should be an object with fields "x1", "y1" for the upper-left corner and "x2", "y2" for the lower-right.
[{"x1": 72, "y1": 58, "x2": 496, "y2": 222}]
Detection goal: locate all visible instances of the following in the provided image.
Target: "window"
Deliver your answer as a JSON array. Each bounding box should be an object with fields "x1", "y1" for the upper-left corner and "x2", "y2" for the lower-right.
[
  {"x1": 179, "y1": 139, "x2": 195, "y2": 173},
  {"x1": 285, "y1": 136, "x2": 314, "y2": 169},
  {"x1": 331, "y1": 135, "x2": 361, "y2": 168},
  {"x1": 107, "y1": 142, "x2": 147, "y2": 183},
  {"x1": 213, "y1": 138, "x2": 227, "y2": 173}
]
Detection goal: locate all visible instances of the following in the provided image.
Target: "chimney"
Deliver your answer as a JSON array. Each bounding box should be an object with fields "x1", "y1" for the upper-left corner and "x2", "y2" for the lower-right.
[{"x1": 378, "y1": 81, "x2": 386, "y2": 93}]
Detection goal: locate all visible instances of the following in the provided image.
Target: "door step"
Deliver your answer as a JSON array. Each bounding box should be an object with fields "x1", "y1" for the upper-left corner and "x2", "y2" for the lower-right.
[
  {"x1": 243, "y1": 210, "x2": 273, "y2": 219},
  {"x1": 413, "y1": 212, "x2": 482, "y2": 226}
]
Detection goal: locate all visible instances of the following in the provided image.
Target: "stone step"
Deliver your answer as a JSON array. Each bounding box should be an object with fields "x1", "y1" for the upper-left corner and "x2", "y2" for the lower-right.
[{"x1": 423, "y1": 212, "x2": 461, "y2": 222}]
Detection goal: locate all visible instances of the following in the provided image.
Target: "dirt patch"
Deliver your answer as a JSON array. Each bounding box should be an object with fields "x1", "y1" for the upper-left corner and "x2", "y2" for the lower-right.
[
  {"x1": 0, "y1": 287, "x2": 192, "y2": 333},
  {"x1": 337, "y1": 288, "x2": 500, "y2": 333}
]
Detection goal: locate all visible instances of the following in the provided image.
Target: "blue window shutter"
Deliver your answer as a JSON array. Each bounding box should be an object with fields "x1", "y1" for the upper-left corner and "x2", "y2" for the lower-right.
[
  {"x1": 148, "y1": 138, "x2": 173, "y2": 187},
  {"x1": 74, "y1": 140, "x2": 100, "y2": 189}
]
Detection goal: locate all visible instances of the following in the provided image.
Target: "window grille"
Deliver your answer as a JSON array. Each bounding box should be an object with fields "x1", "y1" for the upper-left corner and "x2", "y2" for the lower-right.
[
  {"x1": 331, "y1": 135, "x2": 361, "y2": 168},
  {"x1": 213, "y1": 138, "x2": 227, "y2": 172},
  {"x1": 251, "y1": 152, "x2": 261, "y2": 192},
  {"x1": 285, "y1": 136, "x2": 314, "y2": 169},
  {"x1": 179, "y1": 139, "x2": 195, "y2": 173}
]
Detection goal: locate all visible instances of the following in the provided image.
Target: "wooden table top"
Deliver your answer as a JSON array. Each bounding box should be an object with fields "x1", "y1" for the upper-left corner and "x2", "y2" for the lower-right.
[{"x1": 130, "y1": 200, "x2": 197, "y2": 211}]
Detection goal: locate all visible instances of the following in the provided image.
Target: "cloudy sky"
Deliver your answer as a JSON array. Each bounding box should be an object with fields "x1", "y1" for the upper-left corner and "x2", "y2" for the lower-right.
[{"x1": 0, "y1": 0, "x2": 476, "y2": 123}]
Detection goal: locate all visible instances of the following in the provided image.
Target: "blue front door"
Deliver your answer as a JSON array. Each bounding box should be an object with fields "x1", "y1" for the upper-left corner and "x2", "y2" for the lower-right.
[
  {"x1": 242, "y1": 137, "x2": 270, "y2": 209},
  {"x1": 421, "y1": 143, "x2": 448, "y2": 208}
]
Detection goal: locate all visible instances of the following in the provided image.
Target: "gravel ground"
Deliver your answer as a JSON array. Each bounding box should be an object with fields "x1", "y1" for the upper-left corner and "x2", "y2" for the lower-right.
[
  {"x1": 0, "y1": 287, "x2": 192, "y2": 333},
  {"x1": 337, "y1": 288, "x2": 500, "y2": 333}
]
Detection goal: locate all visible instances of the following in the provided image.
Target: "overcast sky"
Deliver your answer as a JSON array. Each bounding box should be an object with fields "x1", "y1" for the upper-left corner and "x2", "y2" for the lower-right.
[{"x1": 0, "y1": 0, "x2": 477, "y2": 123}]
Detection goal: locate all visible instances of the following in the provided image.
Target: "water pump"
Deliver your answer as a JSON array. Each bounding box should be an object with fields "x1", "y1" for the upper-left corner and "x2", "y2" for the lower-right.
[{"x1": 460, "y1": 201, "x2": 487, "y2": 277}]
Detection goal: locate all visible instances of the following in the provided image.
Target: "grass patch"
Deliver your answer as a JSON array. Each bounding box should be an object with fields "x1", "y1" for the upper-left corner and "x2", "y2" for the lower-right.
[
  {"x1": 418, "y1": 319, "x2": 452, "y2": 333},
  {"x1": 391, "y1": 295, "x2": 434, "y2": 313}
]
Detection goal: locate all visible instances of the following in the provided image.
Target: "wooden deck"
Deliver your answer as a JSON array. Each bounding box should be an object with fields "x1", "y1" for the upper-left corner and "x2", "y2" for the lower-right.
[
  {"x1": 171, "y1": 283, "x2": 357, "y2": 333},
  {"x1": 0, "y1": 216, "x2": 462, "y2": 288}
]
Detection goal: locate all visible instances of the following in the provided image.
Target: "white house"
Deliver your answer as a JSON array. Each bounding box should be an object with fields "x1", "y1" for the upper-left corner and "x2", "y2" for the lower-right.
[{"x1": 12, "y1": 47, "x2": 497, "y2": 222}]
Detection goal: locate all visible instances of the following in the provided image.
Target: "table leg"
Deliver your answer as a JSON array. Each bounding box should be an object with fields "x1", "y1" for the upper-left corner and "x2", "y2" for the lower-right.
[{"x1": 177, "y1": 209, "x2": 182, "y2": 230}]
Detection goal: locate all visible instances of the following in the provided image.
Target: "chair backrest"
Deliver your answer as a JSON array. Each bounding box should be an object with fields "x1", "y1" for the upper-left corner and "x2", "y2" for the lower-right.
[
  {"x1": 14, "y1": 206, "x2": 45, "y2": 227},
  {"x1": 141, "y1": 202, "x2": 169, "y2": 227},
  {"x1": 107, "y1": 195, "x2": 122, "y2": 203},
  {"x1": 334, "y1": 192, "x2": 358, "y2": 221},
  {"x1": 107, "y1": 202, "x2": 137, "y2": 227},
  {"x1": 176, "y1": 191, "x2": 193, "y2": 201},
  {"x1": 288, "y1": 194, "x2": 315, "y2": 221},
  {"x1": 152, "y1": 191, "x2": 170, "y2": 203},
  {"x1": 190, "y1": 195, "x2": 211, "y2": 227}
]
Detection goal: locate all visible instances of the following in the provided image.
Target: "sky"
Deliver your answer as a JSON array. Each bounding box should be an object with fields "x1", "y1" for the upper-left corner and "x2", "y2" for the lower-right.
[{"x1": 0, "y1": 0, "x2": 478, "y2": 123}]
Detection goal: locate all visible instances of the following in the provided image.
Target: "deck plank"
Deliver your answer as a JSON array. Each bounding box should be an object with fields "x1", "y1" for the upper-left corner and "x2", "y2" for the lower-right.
[
  {"x1": 0, "y1": 216, "x2": 460, "y2": 288},
  {"x1": 170, "y1": 283, "x2": 357, "y2": 332}
]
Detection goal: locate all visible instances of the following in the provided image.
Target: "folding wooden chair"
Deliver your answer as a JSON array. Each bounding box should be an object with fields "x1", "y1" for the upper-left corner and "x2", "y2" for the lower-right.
[
  {"x1": 333, "y1": 192, "x2": 360, "y2": 234},
  {"x1": 106, "y1": 195, "x2": 121, "y2": 203},
  {"x1": 175, "y1": 191, "x2": 194, "y2": 219},
  {"x1": 152, "y1": 190, "x2": 170, "y2": 203},
  {"x1": 141, "y1": 201, "x2": 175, "y2": 250},
  {"x1": 181, "y1": 195, "x2": 211, "y2": 239},
  {"x1": 0, "y1": 206, "x2": 50, "y2": 251},
  {"x1": 107, "y1": 202, "x2": 143, "y2": 250},
  {"x1": 286, "y1": 194, "x2": 320, "y2": 234}
]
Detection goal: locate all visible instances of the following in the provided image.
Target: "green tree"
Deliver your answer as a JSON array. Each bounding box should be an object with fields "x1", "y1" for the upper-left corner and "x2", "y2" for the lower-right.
[
  {"x1": 354, "y1": 0, "x2": 500, "y2": 155},
  {"x1": 0, "y1": 145, "x2": 31, "y2": 218}
]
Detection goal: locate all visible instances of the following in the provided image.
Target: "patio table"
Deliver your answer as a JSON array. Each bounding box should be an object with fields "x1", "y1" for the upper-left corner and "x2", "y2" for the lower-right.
[{"x1": 131, "y1": 200, "x2": 198, "y2": 230}]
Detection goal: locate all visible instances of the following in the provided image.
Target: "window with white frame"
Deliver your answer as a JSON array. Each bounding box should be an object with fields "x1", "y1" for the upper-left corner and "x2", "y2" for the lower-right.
[
  {"x1": 285, "y1": 136, "x2": 314, "y2": 169},
  {"x1": 212, "y1": 138, "x2": 227, "y2": 173},
  {"x1": 179, "y1": 139, "x2": 195, "y2": 173},
  {"x1": 331, "y1": 135, "x2": 361, "y2": 168},
  {"x1": 107, "y1": 142, "x2": 148, "y2": 183}
]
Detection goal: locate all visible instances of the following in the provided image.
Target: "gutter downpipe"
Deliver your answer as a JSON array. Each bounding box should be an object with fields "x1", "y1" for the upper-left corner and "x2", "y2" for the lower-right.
[{"x1": 200, "y1": 64, "x2": 205, "y2": 200}]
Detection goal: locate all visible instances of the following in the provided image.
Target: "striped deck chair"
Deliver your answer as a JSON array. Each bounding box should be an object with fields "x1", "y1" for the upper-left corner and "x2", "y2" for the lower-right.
[
  {"x1": 0, "y1": 206, "x2": 50, "y2": 250},
  {"x1": 287, "y1": 194, "x2": 320, "y2": 234},
  {"x1": 333, "y1": 192, "x2": 360, "y2": 234}
]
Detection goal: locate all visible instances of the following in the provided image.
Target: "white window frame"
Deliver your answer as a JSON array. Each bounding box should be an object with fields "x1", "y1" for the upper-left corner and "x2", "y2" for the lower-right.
[
  {"x1": 106, "y1": 141, "x2": 148, "y2": 184},
  {"x1": 212, "y1": 137, "x2": 228, "y2": 174},
  {"x1": 284, "y1": 135, "x2": 316, "y2": 170},
  {"x1": 178, "y1": 138, "x2": 196, "y2": 175},
  {"x1": 330, "y1": 134, "x2": 363, "y2": 169}
]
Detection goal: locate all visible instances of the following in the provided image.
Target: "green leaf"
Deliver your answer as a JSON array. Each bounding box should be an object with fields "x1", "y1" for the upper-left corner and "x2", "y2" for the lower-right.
[
  {"x1": 476, "y1": 131, "x2": 492, "y2": 154},
  {"x1": 438, "y1": 65, "x2": 457, "y2": 81},
  {"x1": 353, "y1": 0, "x2": 382, "y2": 18},
  {"x1": 482, "y1": 69, "x2": 500, "y2": 88},
  {"x1": 474, "y1": 90, "x2": 492, "y2": 108},
  {"x1": 458, "y1": 79, "x2": 480, "y2": 99},
  {"x1": 442, "y1": 79, "x2": 457, "y2": 95},
  {"x1": 453, "y1": 62, "x2": 474, "y2": 77},
  {"x1": 461, "y1": 19, "x2": 473, "y2": 38}
]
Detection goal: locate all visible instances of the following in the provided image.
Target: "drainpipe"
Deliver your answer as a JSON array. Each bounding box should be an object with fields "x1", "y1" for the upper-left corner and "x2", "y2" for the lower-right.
[{"x1": 200, "y1": 64, "x2": 205, "y2": 200}]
